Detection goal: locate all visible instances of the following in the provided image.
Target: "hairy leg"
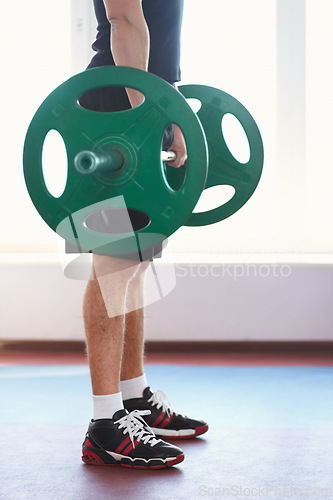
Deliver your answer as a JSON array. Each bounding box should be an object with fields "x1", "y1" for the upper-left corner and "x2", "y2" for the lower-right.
[
  {"x1": 83, "y1": 254, "x2": 141, "y2": 395},
  {"x1": 121, "y1": 262, "x2": 149, "y2": 381}
]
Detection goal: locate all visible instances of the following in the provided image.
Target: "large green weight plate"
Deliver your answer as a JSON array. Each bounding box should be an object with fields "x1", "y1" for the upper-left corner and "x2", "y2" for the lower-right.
[
  {"x1": 176, "y1": 85, "x2": 264, "y2": 226},
  {"x1": 23, "y1": 67, "x2": 208, "y2": 255}
]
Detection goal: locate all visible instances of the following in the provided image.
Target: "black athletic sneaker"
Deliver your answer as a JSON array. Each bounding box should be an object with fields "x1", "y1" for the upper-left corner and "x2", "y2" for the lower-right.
[
  {"x1": 82, "y1": 408, "x2": 184, "y2": 469},
  {"x1": 123, "y1": 388, "x2": 209, "y2": 439}
]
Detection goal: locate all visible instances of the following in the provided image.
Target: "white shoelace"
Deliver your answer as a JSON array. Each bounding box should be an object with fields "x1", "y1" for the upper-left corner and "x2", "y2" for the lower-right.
[
  {"x1": 114, "y1": 410, "x2": 161, "y2": 448},
  {"x1": 147, "y1": 389, "x2": 178, "y2": 417}
]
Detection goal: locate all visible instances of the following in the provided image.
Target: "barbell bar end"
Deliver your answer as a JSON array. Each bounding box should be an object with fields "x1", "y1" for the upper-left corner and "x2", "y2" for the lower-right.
[
  {"x1": 74, "y1": 150, "x2": 124, "y2": 175},
  {"x1": 74, "y1": 149, "x2": 177, "y2": 176}
]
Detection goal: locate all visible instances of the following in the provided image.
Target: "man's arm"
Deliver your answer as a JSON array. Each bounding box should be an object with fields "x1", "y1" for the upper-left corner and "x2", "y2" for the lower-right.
[
  {"x1": 103, "y1": 0, "x2": 149, "y2": 108},
  {"x1": 103, "y1": 0, "x2": 186, "y2": 167}
]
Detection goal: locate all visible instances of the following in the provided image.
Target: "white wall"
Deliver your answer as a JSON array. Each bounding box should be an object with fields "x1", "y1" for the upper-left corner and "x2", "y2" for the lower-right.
[
  {"x1": 1, "y1": 259, "x2": 332, "y2": 342},
  {"x1": 1, "y1": 2, "x2": 333, "y2": 344}
]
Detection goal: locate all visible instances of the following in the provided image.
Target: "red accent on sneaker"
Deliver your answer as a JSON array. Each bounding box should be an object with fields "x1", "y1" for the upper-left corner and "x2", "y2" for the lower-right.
[
  {"x1": 195, "y1": 425, "x2": 208, "y2": 436},
  {"x1": 151, "y1": 454, "x2": 184, "y2": 468},
  {"x1": 82, "y1": 448, "x2": 185, "y2": 469},
  {"x1": 151, "y1": 411, "x2": 165, "y2": 427},
  {"x1": 162, "y1": 424, "x2": 209, "y2": 440},
  {"x1": 159, "y1": 415, "x2": 172, "y2": 429},
  {"x1": 82, "y1": 449, "x2": 106, "y2": 465},
  {"x1": 115, "y1": 436, "x2": 131, "y2": 454},
  {"x1": 84, "y1": 439, "x2": 93, "y2": 448},
  {"x1": 120, "y1": 454, "x2": 184, "y2": 469},
  {"x1": 194, "y1": 424, "x2": 209, "y2": 437},
  {"x1": 122, "y1": 439, "x2": 140, "y2": 456}
]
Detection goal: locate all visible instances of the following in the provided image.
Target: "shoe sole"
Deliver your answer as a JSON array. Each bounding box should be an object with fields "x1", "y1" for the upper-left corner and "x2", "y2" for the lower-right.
[
  {"x1": 154, "y1": 424, "x2": 209, "y2": 440},
  {"x1": 82, "y1": 448, "x2": 184, "y2": 469}
]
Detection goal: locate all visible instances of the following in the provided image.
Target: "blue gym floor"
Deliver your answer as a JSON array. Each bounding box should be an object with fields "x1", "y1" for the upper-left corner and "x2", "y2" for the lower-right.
[
  {"x1": 1, "y1": 361, "x2": 333, "y2": 499},
  {"x1": 1, "y1": 364, "x2": 333, "y2": 428}
]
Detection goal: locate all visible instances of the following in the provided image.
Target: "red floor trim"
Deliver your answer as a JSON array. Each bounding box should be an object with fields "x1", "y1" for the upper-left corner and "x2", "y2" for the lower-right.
[{"x1": 0, "y1": 352, "x2": 333, "y2": 367}]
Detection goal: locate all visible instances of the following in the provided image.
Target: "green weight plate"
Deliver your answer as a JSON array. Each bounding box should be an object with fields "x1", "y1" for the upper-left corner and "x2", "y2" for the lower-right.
[
  {"x1": 178, "y1": 85, "x2": 264, "y2": 226},
  {"x1": 23, "y1": 67, "x2": 208, "y2": 256}
]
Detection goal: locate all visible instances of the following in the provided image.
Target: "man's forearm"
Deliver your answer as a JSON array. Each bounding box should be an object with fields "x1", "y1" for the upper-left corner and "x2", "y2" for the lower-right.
[{"x1": 110, "y1": 16, "x2": 149, "y2": 108}]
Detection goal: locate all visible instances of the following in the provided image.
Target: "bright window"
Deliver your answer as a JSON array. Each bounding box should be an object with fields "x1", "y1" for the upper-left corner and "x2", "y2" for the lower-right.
[{"x1": 1, "y1": 0, "x2": 333, "y2": 262}]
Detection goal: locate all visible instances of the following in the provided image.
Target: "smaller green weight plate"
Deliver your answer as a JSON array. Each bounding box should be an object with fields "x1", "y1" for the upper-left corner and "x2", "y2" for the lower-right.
[{"x1": 178, "y1": 85, "x2": 264, "y2": 226}]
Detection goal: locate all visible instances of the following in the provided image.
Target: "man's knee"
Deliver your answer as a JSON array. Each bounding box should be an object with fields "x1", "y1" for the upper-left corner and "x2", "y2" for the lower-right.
[{"x1": 93, "y1": 254, "x2": 142, "y2": 281}]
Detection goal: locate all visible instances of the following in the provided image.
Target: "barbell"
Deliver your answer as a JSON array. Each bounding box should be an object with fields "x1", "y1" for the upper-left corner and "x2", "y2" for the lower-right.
[
  {"x1": 23, "y1": 66, "x2": 264, "y2": 256},
  {"x1": 74, "y1": 149, "x2": 177, "y2": 176}
]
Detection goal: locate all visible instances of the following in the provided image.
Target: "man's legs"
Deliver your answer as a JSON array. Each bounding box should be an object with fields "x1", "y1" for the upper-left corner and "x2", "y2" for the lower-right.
[{"x1": 83, "y1": 251, "x2": 207, "y2": 443}]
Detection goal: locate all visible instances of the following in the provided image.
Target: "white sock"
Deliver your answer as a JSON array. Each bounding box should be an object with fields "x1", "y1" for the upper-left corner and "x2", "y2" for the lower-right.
[
  {"x1": 92, "y1": 392, "x2": 124, "y2": 420},
  {"x1": 120, "y1": 373, "x2": 148, "y2": 400}
]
